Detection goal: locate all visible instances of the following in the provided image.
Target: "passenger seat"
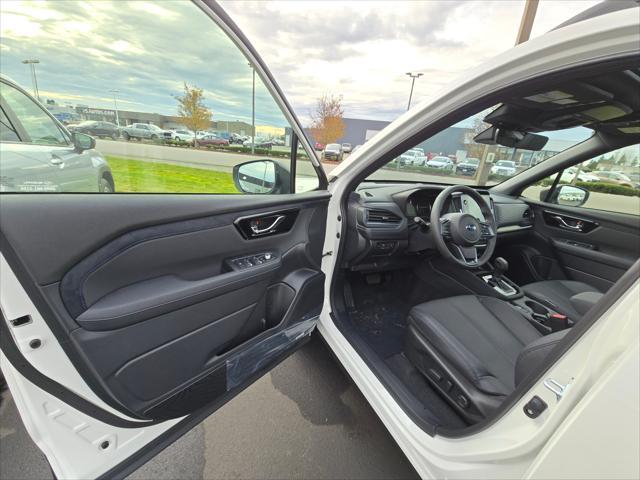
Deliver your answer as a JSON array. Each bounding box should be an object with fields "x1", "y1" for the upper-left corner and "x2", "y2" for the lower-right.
[{"x1": 522, "y1": 279, "x2": 602, "y2": 321}]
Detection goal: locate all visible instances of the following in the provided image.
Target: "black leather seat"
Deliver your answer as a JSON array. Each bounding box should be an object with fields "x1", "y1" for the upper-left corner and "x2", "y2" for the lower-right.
[
  {"x1": 522, "y1": 280, "x2": 601, "y2": 320},
  {"x1": 405, "y1": 295, "x2": 566, "y2": 422}
]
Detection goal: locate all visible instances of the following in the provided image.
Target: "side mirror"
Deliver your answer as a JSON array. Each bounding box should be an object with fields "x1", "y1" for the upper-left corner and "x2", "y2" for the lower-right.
[
  {"x1": 544, "y1": 184, "x2": 590, "y2": 206},
  {"x1": 72, "y1": 132, "x2": 96, "y2": 153},
  {"x1": 233, "y1": 159, "x2": 291, "y2": 194},
  {"x1": 554, "y1": 184, "x2": 590, "y2": 206}
]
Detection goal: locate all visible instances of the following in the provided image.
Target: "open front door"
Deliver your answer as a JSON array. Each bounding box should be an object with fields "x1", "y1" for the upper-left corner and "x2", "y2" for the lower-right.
[{"x1": 0, "y1": 1, "x2": 328, "y2": 478}]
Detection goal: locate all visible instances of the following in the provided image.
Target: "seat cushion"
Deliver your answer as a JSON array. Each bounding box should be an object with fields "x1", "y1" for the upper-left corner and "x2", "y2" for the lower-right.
[
  {"x1": 407, "y1": 295, "x2": 541, "y2": 397},
  {"x1": 522, "y1": 280, "x2": 600, "y2": 320}
]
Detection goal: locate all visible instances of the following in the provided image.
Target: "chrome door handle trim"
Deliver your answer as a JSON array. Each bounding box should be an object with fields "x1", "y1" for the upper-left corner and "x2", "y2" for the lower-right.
[
  {"x1": 250, "y1": 215, "x2": 285, "y2": 234},
  {"x1": 552, "y1": 215, "x2": 582, "y2": 231}
]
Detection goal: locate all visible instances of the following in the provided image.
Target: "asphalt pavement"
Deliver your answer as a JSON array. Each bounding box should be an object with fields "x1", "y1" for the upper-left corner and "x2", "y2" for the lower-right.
[{"x1": 0, "y1": 335, "x2": 418, "y2": 480}]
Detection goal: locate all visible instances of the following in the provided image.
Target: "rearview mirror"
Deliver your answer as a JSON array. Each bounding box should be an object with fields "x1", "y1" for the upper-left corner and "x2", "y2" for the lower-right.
[
  {"x1": 72, "y1": 132, "x2": 96, "y2": 153},
  {"x1": 233, "y1": 159, "x2": 291, "y2": 194},
  {"x1": 474, "y1": 126, "x2": 548, "y2": 151}
]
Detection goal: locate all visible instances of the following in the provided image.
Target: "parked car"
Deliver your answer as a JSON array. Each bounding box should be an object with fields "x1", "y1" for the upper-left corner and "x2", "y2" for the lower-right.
[
  {"x1": 171, "y1": 129, "x2": 196, "y2": 143},
  {"x1": 426, "y1": 155, "x2": 454, "y2": 170},
  {"x1": 122, "y1": 123, "x2": 170, "y2": 141},
  {"x1": 2, "y1": 3, "x2": 640, "y2": 480},
  {"x1": 455, "y1": 157, "x2": 480, "y2": 176},
  {"x1": 491, "y1": 160, "x2": 517, "y2": 176},
  {"x1": 228, "y1": 133, "x2": 246, "y2": 144},
  {"x1": 341, "y1": 143, "x2": 352, "y2": 153},
  {"x1": 68, "y1": 120, "x2": 120, "y2": 140},
  {"x1": 243, "y1": 137, "x2": 274, "y2": 148},
  {"x1": 0, "y1": 76, "x2": 114, "y2": 192},
  {"x1": 314, "y1": 141, "x2": 325, "y2": 151},
  {"x1": 593, "y1": 170, "x2": 634, "y2": 187},
  {"x1": 198, "y1": 134, "x2": 229, "y2": 147},
  {"x1": 323, "y1": 143, "x2": 343, "y2": 161},
  {"x1": 559, "y1": 167, "x2": 600, "y2": 183},
  {"x1": 399, "y1": 149, "x2": 426, "y2": 166}
]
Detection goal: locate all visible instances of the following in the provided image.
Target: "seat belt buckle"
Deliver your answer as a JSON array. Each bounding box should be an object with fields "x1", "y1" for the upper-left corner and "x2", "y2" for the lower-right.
[{"x1": 547, "y1": 313, "x2": 569, "y2": 331}]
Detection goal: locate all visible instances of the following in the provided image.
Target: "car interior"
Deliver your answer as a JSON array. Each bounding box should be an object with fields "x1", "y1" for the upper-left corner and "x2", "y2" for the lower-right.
[{"x1": 330, "y1": 64, "x2": 640, "y2": 433}]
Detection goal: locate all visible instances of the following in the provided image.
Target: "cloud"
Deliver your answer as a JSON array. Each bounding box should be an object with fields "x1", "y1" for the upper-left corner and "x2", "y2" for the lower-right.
[
  {"x1": 0, "y1": 0, "x2": 601, "y2": 129},
  {"x1": 0, "y1": 0, "x2": 289, "y2": 126}
]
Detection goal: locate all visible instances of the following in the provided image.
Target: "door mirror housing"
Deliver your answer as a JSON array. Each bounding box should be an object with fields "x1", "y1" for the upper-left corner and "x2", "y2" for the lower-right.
[
  {"x1": 72, "y1": 132, "x2": 96, "y2": 153},
  {"x1": 233, "y1": 159, "x2": 291, "y2": 194}
]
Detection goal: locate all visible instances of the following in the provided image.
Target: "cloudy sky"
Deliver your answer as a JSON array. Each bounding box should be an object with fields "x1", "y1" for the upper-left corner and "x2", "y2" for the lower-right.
[{"x1": 1, "y1": 0, "x2": 601, "y2": 127}]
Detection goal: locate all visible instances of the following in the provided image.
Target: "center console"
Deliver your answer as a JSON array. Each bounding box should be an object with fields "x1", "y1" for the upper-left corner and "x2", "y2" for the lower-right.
[{"x1": 474, "y1": 257, "x2": 572, "y2": 335}]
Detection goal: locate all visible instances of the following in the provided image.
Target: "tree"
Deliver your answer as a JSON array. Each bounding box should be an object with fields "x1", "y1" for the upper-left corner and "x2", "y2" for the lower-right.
[
  {"x1": 175, "y1": 82, "x2": 212, "y2": 146},
  {"x1": 310, "y1": 93, "x2": 345, "y2": 146}
]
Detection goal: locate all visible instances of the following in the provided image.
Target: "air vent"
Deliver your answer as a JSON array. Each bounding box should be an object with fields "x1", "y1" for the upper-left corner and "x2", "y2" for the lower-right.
[
  {"x1": 523, "y1": 208, "x2": 533, "y2": 219},
  {"x1": 366, "y1": 208, "x2": 401, "y2": 224}
]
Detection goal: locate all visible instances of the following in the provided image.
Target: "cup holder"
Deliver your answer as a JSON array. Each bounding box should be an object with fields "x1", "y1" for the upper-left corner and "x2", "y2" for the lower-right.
[{"x1": 525, "y1": 300, "x2": 549, "y2": 316}]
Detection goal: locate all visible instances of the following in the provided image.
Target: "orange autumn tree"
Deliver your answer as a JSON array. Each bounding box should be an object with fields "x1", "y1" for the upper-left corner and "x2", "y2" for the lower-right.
[
  {"x1": 310, "y1": 93, "x2": 345, "y2": 146},
  {"x1": 175, "y1": 82, "x2": 212, "y2": 146}
]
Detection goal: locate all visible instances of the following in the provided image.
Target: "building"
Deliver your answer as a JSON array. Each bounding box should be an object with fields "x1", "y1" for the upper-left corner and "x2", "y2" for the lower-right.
[{"x1": 44, "y1": 100, "x2": 257, "y2": 135}]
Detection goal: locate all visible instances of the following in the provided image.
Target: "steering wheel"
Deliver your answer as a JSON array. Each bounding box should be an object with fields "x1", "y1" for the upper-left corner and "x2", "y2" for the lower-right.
[{"x1": 429, "y1": 185, "x2": 497, "y2": 268}]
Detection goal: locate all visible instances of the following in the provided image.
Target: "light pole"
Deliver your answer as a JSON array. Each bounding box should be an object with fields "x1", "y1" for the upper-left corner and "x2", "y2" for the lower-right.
[
  {"x1": 108, "y1": 89, "x2": 120, "y2": 127},
  {"x1": 405, "y1": 72, "x2": 423, "y2": 111},
  {"x1": 22, "y1": 59, "x2": 40, "y2": 100},
  {"x1": 248, "y1": 62, "x2": 256, "y2": 154}
]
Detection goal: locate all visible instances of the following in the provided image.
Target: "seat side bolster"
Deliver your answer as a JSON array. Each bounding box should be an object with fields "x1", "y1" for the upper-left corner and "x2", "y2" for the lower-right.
[
  {"x1": 514, "y1": 330, "x2": 568, "y2": 386},
  {"x1": 409, "y1": 313, "x2": 512, "y2": 396}
]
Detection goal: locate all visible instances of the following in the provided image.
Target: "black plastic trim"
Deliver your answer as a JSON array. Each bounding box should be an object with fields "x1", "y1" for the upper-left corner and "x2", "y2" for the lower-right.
[
  {"x1": 0, "y1": 313, "x2": 159, "y2": 428},
  {"x1": 96, "y1": 329, "x2": 314, "y2": 480},
  {"x1": 0, "y1": 229, "x2": 145, "y2": 419}
]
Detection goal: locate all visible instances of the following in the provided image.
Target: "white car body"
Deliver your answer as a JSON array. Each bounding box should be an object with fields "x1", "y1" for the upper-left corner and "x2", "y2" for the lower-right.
[
  {"x1": 491, "y1": 160, "x2": 517, "y2": 176},
  {"x1": 426, "y1": 156, "x2": 454, "y2": 169},
  {"x1": 400, "y1": 149, "x2": 426, "y2": 166},
  {"x1": 171, "y1": 129, "x2": 196, "y2": 142},
  {"x1": 560, "y1": 168, "x2": 600, "y2": 183},
  {"x1": 1, "y1": 4, "x2": 639, "y2": 480}
]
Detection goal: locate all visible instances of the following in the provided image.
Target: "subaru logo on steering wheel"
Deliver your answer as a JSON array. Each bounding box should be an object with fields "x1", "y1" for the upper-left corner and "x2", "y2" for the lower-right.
[{"x1": 465, "y1": 223, "x2": 477, "y2": 232}]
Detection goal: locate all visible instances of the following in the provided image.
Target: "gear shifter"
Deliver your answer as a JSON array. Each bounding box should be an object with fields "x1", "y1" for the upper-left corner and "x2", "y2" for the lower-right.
[
  {"x1": 494, "y1": 257, "x2": 509, "y2": 279},
  {"x1": 484, "y1": 256, "x2": 517, "y2": 296}
]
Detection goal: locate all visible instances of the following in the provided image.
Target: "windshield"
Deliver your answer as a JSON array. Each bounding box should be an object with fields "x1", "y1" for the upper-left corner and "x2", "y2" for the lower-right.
[
  {"x1": 326, "y1": 143, "x2": 340, "y2": 150},
  {"x1": 368, "y1": 107, "x2": 594, "y2": 186}
]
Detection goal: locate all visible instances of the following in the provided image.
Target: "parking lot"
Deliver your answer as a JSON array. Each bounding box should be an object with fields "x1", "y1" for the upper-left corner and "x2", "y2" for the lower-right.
[
  {"x1": 96, "y1": 139, "x2": 639, "y2": 215},
  {"x1": 0, "y1": 335, "x2": 418, "y2": 480}
]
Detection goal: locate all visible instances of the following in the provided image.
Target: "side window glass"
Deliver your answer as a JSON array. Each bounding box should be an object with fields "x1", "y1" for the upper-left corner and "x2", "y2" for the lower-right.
[
  {"x1": 0, "y1": 0, "x2": 320, "y2": 194},
  {"x1": 0, "y1": 106, "x2": 20, "y2": 142},
  {"x1": 1, "y1": 83, "x2": 68, "y2": 146},
  {"x1": 525, "y1": 144, "x2": 640, "y2": 215}
]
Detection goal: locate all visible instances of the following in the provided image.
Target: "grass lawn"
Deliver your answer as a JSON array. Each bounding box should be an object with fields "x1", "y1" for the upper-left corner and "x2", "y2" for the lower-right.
[{"x1": 106, "y1": 155, "x2": 238, "y2": 193}]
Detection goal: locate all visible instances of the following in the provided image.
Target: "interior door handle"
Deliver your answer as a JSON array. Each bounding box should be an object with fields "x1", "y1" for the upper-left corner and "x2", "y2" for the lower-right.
[
  {"x1": 250, "y1": 215, "x2": 285, "y2": 235},
  {"x1": 552, "y1": 215, "x2": 583, "y2": 232}
]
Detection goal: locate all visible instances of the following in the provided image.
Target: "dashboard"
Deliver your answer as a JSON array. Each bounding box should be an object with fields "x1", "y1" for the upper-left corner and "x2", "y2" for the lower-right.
[
  {"x1": 343, "y1": 182, "x2": 533, "y2": 270},
  {"x1": 405, "y1": 190, "x2": 492, "y2": 223}
]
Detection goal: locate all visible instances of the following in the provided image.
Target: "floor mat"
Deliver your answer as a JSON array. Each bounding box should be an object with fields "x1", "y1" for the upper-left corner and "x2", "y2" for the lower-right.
[{"x1": 349, "y1": 301, "x2": 407, "y2": 359}]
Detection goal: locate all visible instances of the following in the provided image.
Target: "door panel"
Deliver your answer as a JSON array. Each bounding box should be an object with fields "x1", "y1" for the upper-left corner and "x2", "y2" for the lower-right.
[
  {"x1": 0, "y1": 192, "x2": 328, "y2": 421},
  {"x1": 505, "y1": 200, "x2": 640, "y2": 289}
]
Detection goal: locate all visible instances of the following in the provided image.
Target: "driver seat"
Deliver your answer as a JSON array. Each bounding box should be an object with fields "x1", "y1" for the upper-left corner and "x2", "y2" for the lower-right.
[{"x1": 405, "y1": 295, "x2": 567, "y2": 423}]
